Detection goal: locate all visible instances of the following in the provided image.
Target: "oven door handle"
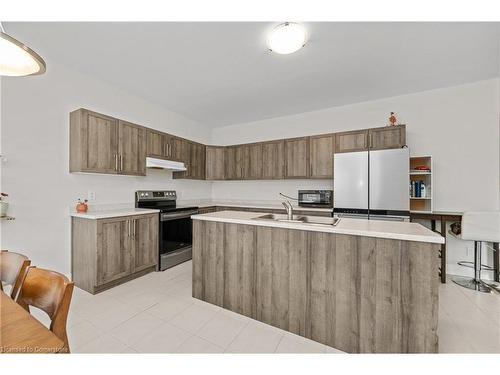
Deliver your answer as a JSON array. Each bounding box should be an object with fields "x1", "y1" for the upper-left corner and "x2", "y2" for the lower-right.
[{"x1": 161, "y1": 210, "x2": 199, "y2": 221}]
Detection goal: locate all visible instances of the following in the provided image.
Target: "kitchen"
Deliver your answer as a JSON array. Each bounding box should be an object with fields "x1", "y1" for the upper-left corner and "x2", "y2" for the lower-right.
[{"x1": 1, "y1": 11, "x2": 500, "y2": 369}]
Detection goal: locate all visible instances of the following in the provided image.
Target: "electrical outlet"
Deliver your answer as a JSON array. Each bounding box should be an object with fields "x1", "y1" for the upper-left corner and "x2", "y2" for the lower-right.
[{"x1": 87, "y1": 191, "x2": 96, "y2": 201}]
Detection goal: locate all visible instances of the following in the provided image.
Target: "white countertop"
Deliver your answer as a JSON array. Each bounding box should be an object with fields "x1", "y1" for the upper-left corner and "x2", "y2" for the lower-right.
[
  {"x1": 177, "y1": 199, "x2": 332, "y2": 213},
  {"x1": 70, "y1": 208, "x2": 160, "y2": 219},
  {"x1": 192, "y1": 210, "x2": 445, "y2": 244}
]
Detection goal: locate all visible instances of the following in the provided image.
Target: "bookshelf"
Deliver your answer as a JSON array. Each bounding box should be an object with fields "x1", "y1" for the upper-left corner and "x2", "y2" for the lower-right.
[{"x1": 410, "y1": 156, "x2": 433, "y2": 213}]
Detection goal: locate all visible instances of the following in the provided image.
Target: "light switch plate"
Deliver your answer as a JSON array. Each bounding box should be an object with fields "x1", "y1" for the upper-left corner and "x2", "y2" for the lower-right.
[{"x1": 87, "y1": 191, "x2": 96, "y2": 201}]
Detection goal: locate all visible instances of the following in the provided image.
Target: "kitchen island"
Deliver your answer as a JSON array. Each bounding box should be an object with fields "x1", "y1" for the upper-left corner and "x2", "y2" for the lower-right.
[{"x1": 192, "y1": 210, "x2": 444, "y2": 353}]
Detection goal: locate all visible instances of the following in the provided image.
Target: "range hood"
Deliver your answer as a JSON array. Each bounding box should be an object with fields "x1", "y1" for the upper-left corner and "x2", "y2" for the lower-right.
[{"x1": 146, "y1": 157, "x2": 187, "y2": 171}]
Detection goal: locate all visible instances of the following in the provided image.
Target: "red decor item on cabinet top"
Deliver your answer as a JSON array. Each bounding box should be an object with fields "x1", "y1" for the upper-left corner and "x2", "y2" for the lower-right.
[
  {"x1": 389, "y1": 112, "x2": 397, "y2": 126},
  {"x1": 76, "y1": 199, "x2": 88, "y2": 213}
]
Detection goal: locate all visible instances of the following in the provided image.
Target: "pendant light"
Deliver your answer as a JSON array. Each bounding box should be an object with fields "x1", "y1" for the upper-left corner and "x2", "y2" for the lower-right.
[{"x1": 0, "y1": 22, "x2": 46, "y2": 76}]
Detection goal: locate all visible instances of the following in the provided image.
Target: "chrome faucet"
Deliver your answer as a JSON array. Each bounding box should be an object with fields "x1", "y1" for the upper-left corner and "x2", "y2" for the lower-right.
[{"x1": 282, "y1": 200, "x2": 294, "y2": 220}]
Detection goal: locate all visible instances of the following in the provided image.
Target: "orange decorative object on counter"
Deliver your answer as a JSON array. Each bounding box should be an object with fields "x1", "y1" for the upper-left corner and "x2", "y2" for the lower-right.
[{"x1": 76, "y1": 199, "x2": 88, "y2": 213}]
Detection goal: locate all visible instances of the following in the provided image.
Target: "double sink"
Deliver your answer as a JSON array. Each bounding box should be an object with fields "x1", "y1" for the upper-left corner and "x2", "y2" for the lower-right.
[{"x1": 253, "y1": 213, "x2": 340, "y2": 227}]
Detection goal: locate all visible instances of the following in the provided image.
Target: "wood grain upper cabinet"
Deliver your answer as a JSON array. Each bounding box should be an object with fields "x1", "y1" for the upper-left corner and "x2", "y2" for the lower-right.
[
  {"x1": 368, "y1": 125, "x2": 406, "y2": 150},
  {"x1": 173, "y1": 140, "x2": 206, "y2": 180},
  {"x1": 172, "y1": 138, "x2": 191, "y2": 179},
  {"x1": 242, "y1": 143, "x2": 263, "y2": 179},
  {"x1": 132, "y1": 214, "x2": 158, "y2": 273},
  {"x1": 205, "y1": 146, "x2": 225, "y2": 180},
  {"x1": 70, "y1": 109, "x2": 146, "y2": 176},
  {"x1": 146, "y1": 129, "x2": 165, "y2": 158},
  {"x1": 309, "y1": 134, "x2": 334, "y2": 179},
  {"x1": 172, "y1": 137, "x2": 189, "y2": 163},
  {"x1": 146, "y1": 130, "x2": 176, "y2": 160},
  {"x1": 70, "y1": 109, "x2": 119, "y2": 174},
  {"x1": 225, "y1": 145, "x2": 244, "y2": 180},
  {"x1": 96, "y1": 217, "x2": 132, "y2": 286},
  {"x1": 284, "y1": 137, "x2": 310, "y2": 178},
  {"x1": 334, "y1": 129, "x2": 369, "y2": 153},
  {"x1": 262, "y1": 140, "x2": 285, "y2": 179},
  {"x1": 190, "y1": 142, "x2": 206, "y2": 180},
  {"x1": 118, "y1": 121, "x2": 146, "y2": 176}
]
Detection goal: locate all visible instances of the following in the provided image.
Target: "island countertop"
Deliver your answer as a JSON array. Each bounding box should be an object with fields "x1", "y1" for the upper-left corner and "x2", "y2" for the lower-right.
[{"x1": 192, "y1": 210, "x2": 444, "y2": 244}]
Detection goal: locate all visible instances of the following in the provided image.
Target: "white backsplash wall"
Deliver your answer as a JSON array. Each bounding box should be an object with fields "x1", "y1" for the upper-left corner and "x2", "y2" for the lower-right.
[
  {"x1": 211, "y1": 79, "x2": 500, "y2": 278},
  {"x1": 0, "y1": 60, "x2": 213, "y2": 276},
  {"x1": 211, "y1": 179, "x2": 333, "y2": 204}
]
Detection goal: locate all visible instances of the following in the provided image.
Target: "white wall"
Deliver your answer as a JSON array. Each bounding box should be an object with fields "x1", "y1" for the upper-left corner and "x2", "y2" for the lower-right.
[
  {"x1": 211, "y1": 79, "x2": 500, "y2": 277},
  {"x1": 212, "y1": 79, "x2": 500, "y2": 212},
  {"x1": 0, "y1": 61, "x2": 213, "y2": 275}
]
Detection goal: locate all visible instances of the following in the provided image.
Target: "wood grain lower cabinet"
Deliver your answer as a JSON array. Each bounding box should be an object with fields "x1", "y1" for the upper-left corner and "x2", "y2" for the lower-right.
[
  {"x1": 198, "y1": 206, "x2": 217, "y2": 214},
  {"x1": 205, "y1": 146, "x2": 225, "y2": 180},
  {"x1": 96, "y1": 217, "x2": 132, "y2": 286},
  {"x1": 284, "y1": 137, "x2": 310, "y2": 178},
  {"x1": 334, "y1": 129, "x2": 369, "y2": 153},
  {"x1": 193, "y1": 221, "x2": 439, "y2": 353},
  {"x1": 369, "y1": 125, "x2": 406, "y2": 150},
  {"x1": 309, "y1": 134, "x2": 334, "y2": 178},
  {"x1": 261, "y1": 140, "x2": 285, "y2": 179},
  {"x1": 72, "y1": 213, "x2": 158, "y2": 294},
  {"x1": 224, "y1": 145, "x2": 244, "y2": 180}
]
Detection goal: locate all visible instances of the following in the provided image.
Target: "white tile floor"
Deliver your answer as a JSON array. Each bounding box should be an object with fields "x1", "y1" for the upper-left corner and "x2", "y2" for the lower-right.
[{"x1": 30, "y1": 261, "x2": 500, "y2": 353}]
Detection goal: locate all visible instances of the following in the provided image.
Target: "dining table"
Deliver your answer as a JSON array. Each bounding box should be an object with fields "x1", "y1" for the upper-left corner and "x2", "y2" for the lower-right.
[{"x1": 0, "y1": 290, "x2": 65, "y2": 354}]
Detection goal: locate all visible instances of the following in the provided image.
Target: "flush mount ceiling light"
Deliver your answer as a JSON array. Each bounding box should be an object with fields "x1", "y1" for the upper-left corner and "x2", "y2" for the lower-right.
[
  {"x1": 267, "y1": 22, "x2": 307, "y2": 55},
  {"x1": 0, "y1": 23, "x2": 46, "y2": 76}
]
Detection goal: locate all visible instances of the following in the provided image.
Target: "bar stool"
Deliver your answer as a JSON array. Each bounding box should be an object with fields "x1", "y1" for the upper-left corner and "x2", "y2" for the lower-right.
[{"x1": 452, "y1": 211, "x2": 500, "y2": 293}]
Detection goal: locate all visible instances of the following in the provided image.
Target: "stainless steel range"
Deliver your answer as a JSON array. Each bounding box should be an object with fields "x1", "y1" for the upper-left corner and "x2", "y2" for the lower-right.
[{"x1": 135, "y1": 190, "x2": 198, "y2": 271}]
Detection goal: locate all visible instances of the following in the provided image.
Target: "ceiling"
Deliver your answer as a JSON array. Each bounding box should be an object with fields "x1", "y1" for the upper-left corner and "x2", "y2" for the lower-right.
[{"x1": 5, "y1": 22, "x2": 500, "y2": 127}]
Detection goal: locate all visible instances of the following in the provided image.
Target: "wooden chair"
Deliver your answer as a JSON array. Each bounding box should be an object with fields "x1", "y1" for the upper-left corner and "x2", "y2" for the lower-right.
[
  {"x1": 0, "y1": 250, "x2": 31, "y2": 299},
  {"x1": 16, "y1": 267, "x2": 74, "y2": 353}
]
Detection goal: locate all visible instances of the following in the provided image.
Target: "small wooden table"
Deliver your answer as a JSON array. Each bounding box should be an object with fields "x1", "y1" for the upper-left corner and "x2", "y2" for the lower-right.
[
  {"x1": 0, "y1": 291, "x2": 65, "y2": 354},
  {"x1": 410, "y1": 211, "x2": 500, "y2": 284}
]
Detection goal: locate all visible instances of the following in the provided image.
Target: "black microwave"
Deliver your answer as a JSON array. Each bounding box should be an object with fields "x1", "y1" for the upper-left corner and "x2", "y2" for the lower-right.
[{"x1": 298, "y1": 190, "x2": 333, "y2": 208}]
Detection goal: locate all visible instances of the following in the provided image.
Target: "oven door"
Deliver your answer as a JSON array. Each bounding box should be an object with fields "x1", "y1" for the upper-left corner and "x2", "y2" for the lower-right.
[{"x1": 159, "y1": 209, "x2": 198, "y2": 271}]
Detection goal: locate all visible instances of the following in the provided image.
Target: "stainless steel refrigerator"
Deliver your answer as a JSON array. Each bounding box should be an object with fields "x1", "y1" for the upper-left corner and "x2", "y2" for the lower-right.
[{"x1": 333, "y1": 148, "x2": 410, "y2": 220}]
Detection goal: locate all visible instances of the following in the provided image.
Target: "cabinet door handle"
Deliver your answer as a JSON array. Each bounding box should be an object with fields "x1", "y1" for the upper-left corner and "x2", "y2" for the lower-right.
[
  {"x1": 115, "y1": 154, "x2": 118, "y2": 171},
  {"x1": 127, "y1": 220, "x2": 131, "y2": 237},
  {"x1": 133, "y1": 219, "x2": 137, "y2": 238},
  {"x1": 120, "y1": 154, "x2": 123, "y2": 172}
]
